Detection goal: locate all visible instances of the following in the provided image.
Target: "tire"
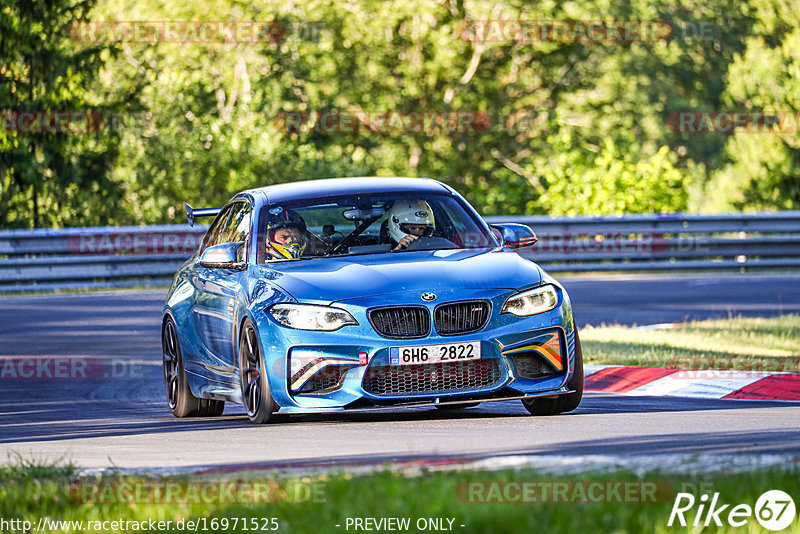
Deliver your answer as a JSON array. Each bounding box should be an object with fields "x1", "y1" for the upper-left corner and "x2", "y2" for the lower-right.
[
  {"x1": 522, "y1": 322, "x2": 584, "y2": 416},
  {"x1": 435, "y1": 402, "x2": 480, "y2": 411},
  {"x1": 239, "y1": 318, "x2": 278, "y2": 424},
  {"x1": 162, "y1": 316, "x2": 225, "y2": 417}
]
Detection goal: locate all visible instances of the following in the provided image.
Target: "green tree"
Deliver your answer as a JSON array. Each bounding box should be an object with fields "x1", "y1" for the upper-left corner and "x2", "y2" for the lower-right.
[
  {"x1": 705, "y1": 0, "x2": 800, "y2": 210},
  {"x1": 0, "y1": 0, "x2": 134, "y2": 228},
  {"x1": 4, "y1": 0, "x2": 798, "y2": 227}
]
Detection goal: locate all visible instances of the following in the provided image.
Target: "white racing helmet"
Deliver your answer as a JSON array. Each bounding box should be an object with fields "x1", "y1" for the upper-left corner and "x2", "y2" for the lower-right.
[{"x1": 388, "y1": 200, "x2": 435, "y2": 244}]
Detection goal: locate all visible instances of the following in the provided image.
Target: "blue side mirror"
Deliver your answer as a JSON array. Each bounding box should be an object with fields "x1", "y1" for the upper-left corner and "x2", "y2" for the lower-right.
[{"x1": 199, "y1": 241, "x2": 246, "y2": 269}]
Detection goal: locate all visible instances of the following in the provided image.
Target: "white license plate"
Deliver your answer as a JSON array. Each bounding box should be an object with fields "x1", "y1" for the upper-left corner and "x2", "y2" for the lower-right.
[{"x1": 389, "y1": 341, "x2": 481, "y2": 366}]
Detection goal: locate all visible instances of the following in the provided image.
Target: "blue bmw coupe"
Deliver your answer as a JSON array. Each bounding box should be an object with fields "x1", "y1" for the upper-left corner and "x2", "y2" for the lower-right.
[{"x1": 163, "y1": 177, "x2": 583, "y2": 423}]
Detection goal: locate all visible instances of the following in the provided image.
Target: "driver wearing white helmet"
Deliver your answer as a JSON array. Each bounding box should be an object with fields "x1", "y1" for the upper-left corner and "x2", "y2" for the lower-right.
[{"x1": 388, "y1": 200, "x2": 435, "y2": 250}]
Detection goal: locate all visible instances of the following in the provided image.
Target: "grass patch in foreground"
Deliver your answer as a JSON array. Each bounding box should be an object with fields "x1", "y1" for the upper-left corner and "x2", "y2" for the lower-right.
[
  {"x1": 1, "y1": 462, "x2": 799, "y2": 534},
  {"x1": 581, "y1": 314, "x2": 800, "y2": 371}
]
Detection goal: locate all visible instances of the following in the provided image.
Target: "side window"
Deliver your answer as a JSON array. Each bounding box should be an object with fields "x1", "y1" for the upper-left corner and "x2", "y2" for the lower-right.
[
  {"x1": 220, "y1": 202, "x2": 252, "y2": 261},
  {"x1": 220, "y1": 202, "x2": 251, "y2": 244},
  {"x1": 201, "y1": 205, "x2": 233, "y2": 252}
]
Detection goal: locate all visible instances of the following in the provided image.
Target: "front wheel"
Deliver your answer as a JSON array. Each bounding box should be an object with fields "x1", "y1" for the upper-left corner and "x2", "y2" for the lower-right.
[
  {"x1": 239, "y1": 319, "x2": 278, "y2": 424},
  {"x1": 162, "y1": 316, "x2": 224, "y2": 417},
  {"x1": 522, "y1": 322, "x2": 584, "y2": 416}
]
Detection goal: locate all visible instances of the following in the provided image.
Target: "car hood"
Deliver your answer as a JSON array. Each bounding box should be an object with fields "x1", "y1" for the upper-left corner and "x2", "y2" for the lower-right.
[{"x1": 258, "y1": 248, "x2": 543, "y2": 304}]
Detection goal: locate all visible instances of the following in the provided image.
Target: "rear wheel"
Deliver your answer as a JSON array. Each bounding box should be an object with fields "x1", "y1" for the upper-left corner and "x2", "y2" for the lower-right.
[
  {"x1": 239, "y1": 319, "x2": 278, "y2": 424},
  {"x1": 162, "y1": 317, "x2": 224, "y2": 417},
  {"x1": 522, "y1": 322, "x2": 584, "y2": 416}
]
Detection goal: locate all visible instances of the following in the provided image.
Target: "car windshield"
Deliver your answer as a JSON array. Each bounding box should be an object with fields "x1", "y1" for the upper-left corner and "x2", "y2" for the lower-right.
[{"x1": 256, "y1": 192, "x2": 497, "y2": 263}]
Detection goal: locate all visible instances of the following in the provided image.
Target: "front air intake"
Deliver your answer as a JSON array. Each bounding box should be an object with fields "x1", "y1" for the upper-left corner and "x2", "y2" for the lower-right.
[{"x1": 363, "y1": 359, "x2": 503, "y2": 396}]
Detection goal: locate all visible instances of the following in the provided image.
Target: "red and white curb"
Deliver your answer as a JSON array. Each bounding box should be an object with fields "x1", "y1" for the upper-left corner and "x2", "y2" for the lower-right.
[{"x1": 584, "y1": 364, "x2": 800, "y2": 401}]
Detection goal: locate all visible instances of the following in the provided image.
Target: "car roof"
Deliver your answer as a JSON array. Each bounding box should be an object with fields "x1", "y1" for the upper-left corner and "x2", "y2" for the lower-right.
[{"x1": 243, "y1": 177, "x2": 454, "y2": 204}]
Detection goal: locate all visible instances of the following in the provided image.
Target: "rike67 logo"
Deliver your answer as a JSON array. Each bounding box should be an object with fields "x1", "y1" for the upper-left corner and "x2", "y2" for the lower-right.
[{"x1": 669, "y1": 490, "x2": 796, "y2": 531}]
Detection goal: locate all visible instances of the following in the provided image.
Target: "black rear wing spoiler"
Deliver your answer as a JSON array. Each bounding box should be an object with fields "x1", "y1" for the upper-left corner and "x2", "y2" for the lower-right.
[{"x1": 185, "y1": 202, "x2": 222, "y2": 227}]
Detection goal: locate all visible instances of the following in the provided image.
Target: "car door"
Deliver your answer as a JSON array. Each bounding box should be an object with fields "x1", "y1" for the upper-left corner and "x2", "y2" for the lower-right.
[{"x1": 190, "y1": 200, "x2": 252, "y2": 380}]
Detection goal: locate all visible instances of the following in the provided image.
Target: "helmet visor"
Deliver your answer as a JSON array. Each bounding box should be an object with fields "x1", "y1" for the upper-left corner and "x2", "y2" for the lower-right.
[{"x1": 399, "y1": 223, "x2": 434, "y2": 237}]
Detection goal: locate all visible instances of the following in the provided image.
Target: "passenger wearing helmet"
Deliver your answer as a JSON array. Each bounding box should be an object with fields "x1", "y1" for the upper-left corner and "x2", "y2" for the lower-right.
[
  {"x1": 388, "y1": 200, "x2": 435, "y2": 250},
  {"x1": 267, "y1": 208, "x2": 309, "y2": 259}
]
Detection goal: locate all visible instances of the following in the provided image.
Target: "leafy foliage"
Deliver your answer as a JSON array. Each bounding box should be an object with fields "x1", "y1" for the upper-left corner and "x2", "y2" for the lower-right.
[
  {"x1": 707, "y1": 0, "x2": 800, "y2": 211},
  {"x1": 0, "y1": 0, "x2": 137, "y2": 228},
  {"x1": 0, "y1": 0, "x2": 797, "y2": 227}
]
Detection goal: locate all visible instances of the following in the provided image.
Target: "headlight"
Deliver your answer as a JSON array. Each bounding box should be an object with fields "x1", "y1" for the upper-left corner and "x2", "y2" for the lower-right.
[
  {"x1": 269, "y1": 303, "x2": 358, "y2": 331},
  {"x1": 501, "y1": 285, "x2": 558, "y2": 317}
]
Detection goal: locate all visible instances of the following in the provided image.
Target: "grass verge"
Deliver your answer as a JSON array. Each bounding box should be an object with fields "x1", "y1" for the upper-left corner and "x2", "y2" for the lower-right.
[
  {"x1": 0, "y1": 283, "x2": 170, "y2": 298},
  {"x1": 581, "y1": 314, "x2": 800, "y2": 371},
  {"x1": 2, "y1": 462, "x2": 799, "y2": 533}
]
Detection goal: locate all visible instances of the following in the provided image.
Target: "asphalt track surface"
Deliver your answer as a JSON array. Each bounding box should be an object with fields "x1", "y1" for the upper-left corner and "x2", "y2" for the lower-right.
[{"x1": 1, "y1": 273, "x2": 799, "y2": 470}]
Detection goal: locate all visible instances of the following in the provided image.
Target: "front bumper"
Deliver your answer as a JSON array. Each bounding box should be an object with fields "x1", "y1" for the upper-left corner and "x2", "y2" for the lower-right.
[{"x1": 250, "y1": 286, "x2": 577, "y2": 413}]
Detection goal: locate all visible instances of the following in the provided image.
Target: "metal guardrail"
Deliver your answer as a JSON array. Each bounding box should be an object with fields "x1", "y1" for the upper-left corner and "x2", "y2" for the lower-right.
[
  {"x1": 0, "y1": 224, "x2": 206, "y2": 292},
  {"x1": 484, "y1": 212, "x2": 800, "y2": 273},
  {"x1": 1, "y1": 212, "x2": 798, "y2": 292}
]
